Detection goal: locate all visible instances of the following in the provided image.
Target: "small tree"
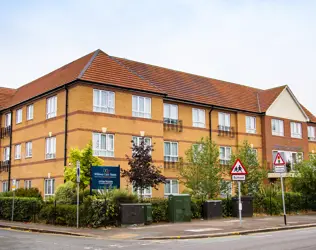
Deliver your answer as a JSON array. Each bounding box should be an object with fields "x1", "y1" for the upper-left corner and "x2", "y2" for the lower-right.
[
  {"x1": 230, "y1": 141, "x2": 266, "y2": 195},
  {"x1": 121, "y1": 140, "x2": 166, "y2": 201},
  {"x1": 64, "y1": 142, "x2": 103, "y2": 190},
  {"x1": 180, "y1": 137, "x2": 224, "y2": 200}
]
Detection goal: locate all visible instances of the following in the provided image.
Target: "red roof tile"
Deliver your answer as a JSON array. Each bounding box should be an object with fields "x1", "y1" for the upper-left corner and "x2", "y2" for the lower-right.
[{"x1": 0, "y1": 87, "x2": 16, "y2": 109}]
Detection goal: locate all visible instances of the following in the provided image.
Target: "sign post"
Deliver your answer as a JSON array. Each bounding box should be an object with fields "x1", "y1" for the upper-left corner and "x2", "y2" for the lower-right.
[
  {"x1": 76, "y1": 160, "x2": 80, "y2": 229},
  {"x1": 11, "y1": 179, "x2": 16, "y2": 222},
  {"x1": 230, "y1": 159, "x2": 248, "y2": 227},
  {"x1": 273, "y1": 152, "x2": 287, "y2": 225}
]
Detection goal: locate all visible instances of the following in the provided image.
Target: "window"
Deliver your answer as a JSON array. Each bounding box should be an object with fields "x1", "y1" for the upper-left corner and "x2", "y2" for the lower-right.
[
  {"x1": 192, "y1": 144, "x2": 203, "y2": 162},
  {"x1": 164, "y1": 179, "x2": 179, "y2": 196},
  {"x1": 291, "y1": 122, "x2": 302, "y2": 138},
  {"x1": 246, "y1": 116, "x2": 256, "y2": 133},
  {"x1": 164, "y1": 103, "x2": 178, "y2": 124},
  {"x1": 164, "y1": 141, "x2": 178, "y2": 162},
  {"x1": 93, "y1": 89, "x2": 115, "y2": 114},
  {"x1": 218, "y1": 112, "x2": 231, "y2": 131},
  {"x1": 45, "y1": 137, "x2": 56, "y2": 159},
  {"x1": 133, "y1": 185, "x2": 152, "y2": 198},
  {"x1": 26, "y1": 104, "x2": 34, "y2": 120},
  {"x1": 15, "y1": 144, "x2": 21, "y2": 160},
  {"x1": 14, "y1": 180, "x2": 20, "y2": 189},
  {"x1": 308, "y1": 126, "x2": 316, "y2": 141},
  {"x1": 92, "y1": 133, "x2": 114, "y2": 157},
  {"x1": 44, "y1": 179, "x2": 55, "y2": 200},
  {"x1": 220, "y1": 180, "x2": 232, "y2": 198},
  {"x1": 2, "y1": 181, "x2": 8, "y2": 192},
  {"x1": 5, "y1": 113, "x2": 11, "y2": 127},
  {"x1": 4, "y1": 147, "x2": 10, "y2": 161},
  {"x1": 251, "y1": 148, "x2": 258, "y2": 158},
  {"x1": 132, "y1": 136, "x2": 151, "y2": 147},
  {"x1": 219, "y1": 146, "x2": 231, "y2": 165},
  {"x1": 46, "y1": 96, "x2": 57, "y2": 119},
  {"x1": 26, "y1": 142, "x2": 32, "y2": 158},
  {"x1": 132, "y1": 96, "x2": 151, "y2": 118},
  {"x1": 24, "y1": 180, "x2": 32, "y2": 189},
  {"x1": 192, "y1": 108, "x2": 205, "y2": 128},
  {"x1": 16, "y1": 109, "x2": 22, "y2": 124},
  {"x1": 271, "y1": 119, "x2": 284, "y2": 136}
]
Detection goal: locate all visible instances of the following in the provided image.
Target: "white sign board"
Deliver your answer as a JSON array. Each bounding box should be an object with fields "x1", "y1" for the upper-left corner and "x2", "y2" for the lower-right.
[
  {"x1": 274, "y1": 166, "x2": 286, "y2": 173},
  {"x1": 232, "y1": 175, "x2": 246, "y2": 181}
]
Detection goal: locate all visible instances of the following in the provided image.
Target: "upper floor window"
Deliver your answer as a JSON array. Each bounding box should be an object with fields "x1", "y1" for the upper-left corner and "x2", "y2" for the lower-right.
[
  {"x1": 16, "y1": 109, "x2": 22, "y2": 124},
  {"x1": 44, "y1": 178, "x2": 55, "y2": 200},
  {"x1": 132, "y1": 96, "x2": 151, "y2": 119},
  {"x1": 92, "y1": 133, "x2": 114, "y2": 157},
  {"x1": 164, "y1": 141, "x2": 178, "y2": 162},
  {"x1": 219, "y1": 112, "x2": 230, "y2": 131},
  {"x1": 26, "y1": 105, "x2": 34, "y2": 120},
  {"x1": 246, "y1": 116, "x2": 256, "y2": 134},
  {"x1": 26, "y1": 142, "x2": 32, "y2": 158},
  {"x1": 271, "y1": 119, "x2": 284, "y2": 136},
  {"x1": 5, "y1": 113, "x2": 11, "y2": 127},
  {"x1": 45, "y1": 137, "x2": 56, "y2": 159},
  {"x1": 14, "y1": 144, "x2": 21, "y2": 160},
  {"x1": 132, "y1": 136, "x2": 151, "y2": 147},
  {"x1": 308, "y1": 126, "x2": 316, "y2": 141},
  {"x1": 219, "y1": 146, "x2": 231, "y2": 165},
  {"x1": 291, "y1": 122, "x2": 302, "y2": 139},
  {"x1": 164, "y1": 103, "x2": 178, "y2": 124},
  {"x1": 46, "y1": 96, "x2": 57, "y2": 119},
  {"x1": 192, "y1": 108, "x2": 205, "y2": 128},
  {"x1": 164, "y1": 179, "x2": 179, "y2": 196},
  {"x1": 3, "y1": 147, "x2": 10, "y2": 161},
  {"x1": 93, "y1": 89, "x2": 115, "y2": 114}
]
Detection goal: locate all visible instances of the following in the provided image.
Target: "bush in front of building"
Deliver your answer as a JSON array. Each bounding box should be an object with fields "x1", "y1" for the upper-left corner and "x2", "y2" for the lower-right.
[
  {"x1": 54, "y1": 181, "x2": 77, "y2": 204},
  {"x1": 0, "y1": 188, "x2": 42, "y2": 199},
  {"x1": 0, "y1": 197, "x2": 42, "y2": 221},
  {"x1": 144, "y1": 198, "x2": 169, "y2": 222}
]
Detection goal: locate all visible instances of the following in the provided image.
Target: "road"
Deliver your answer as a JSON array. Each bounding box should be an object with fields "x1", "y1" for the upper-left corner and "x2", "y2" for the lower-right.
[{"x1": 1, "y1": 227, "x2": 316, "y2": 250}]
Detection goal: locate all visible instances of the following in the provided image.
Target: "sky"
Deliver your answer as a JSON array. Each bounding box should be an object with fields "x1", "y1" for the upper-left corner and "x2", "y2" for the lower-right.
[{"x1": 0, "y1": 0, "x2": 315, "y2": 113}]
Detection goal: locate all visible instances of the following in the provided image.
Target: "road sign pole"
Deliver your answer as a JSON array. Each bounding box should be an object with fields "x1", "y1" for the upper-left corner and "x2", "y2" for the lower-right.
[
  {"x1": 280, "y1": 173, "x2": 287, "y2": 225},
  {"x1": 238, "y1": 181, "x2": 242, "y2": 226},
  {"x1": 77, "y1": 182, "x2": 79, "y2": 228}
]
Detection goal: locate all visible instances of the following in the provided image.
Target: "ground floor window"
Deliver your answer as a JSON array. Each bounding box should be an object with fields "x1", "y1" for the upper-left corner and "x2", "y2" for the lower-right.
[
  {"x1": 44, "y1": 179, "x2": 55, "y2": 200},
  {"x1": 133, "y1": 185, "x2": 152, "y2": 198},
  {"x1": 2, "y1": 181, "x2": 8, "y2": 192},
  {"x1": 164, "y1": 179, "x2": 179, "y2": 196},
  {"x1": 24, "y1": 180, "x2": 32, "y2": 189}
]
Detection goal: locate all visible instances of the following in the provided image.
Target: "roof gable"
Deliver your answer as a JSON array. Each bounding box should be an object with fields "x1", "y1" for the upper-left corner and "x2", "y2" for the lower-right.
[{"x1": 266, "y1": 86, "x2": 309, "y2": 122}]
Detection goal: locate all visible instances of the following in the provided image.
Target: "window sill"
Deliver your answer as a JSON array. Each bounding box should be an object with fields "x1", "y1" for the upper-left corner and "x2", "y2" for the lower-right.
[
  {"x1": 291, "y1": 136, "x2": 302, "y2": 139},
  {"x1": 14, "y1": 158, "x2": 21, "y2": 160},
  {"x1": 246, "y1": 130, "x2": 256, "y2": 134},
  {"x1": 272, "y1": 134, "x2": 284, "y2": 137},
  {"x1": 45, "y1": 158, "x2": 56, "y2": 161},
  {"x1": 25, "y1": 156, "x2": 32, "y2": 159}
]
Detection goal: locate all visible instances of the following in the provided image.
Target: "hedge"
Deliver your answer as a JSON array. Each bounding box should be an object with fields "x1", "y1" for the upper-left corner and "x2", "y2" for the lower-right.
[{"x1": 0, "y1": 197, "x2": 42, "y2": 221}]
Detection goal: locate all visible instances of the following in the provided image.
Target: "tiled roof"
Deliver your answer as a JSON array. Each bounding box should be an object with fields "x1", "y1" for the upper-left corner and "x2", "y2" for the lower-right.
[
  {"x1": 301, "y1": 105, "x2": 316, "y2": 123},
  {"x1": 0, "y1": 49, "x2": 314, "y2": 120}
]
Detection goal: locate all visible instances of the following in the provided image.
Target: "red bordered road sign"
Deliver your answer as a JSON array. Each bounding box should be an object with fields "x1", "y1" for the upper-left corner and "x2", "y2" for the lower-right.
[
  {"x1": 230, "y1": 159, "x2": 248, "y2": 175},
  {"x1": 274, "y1": 152, "x2": 286, "y2": 166}
]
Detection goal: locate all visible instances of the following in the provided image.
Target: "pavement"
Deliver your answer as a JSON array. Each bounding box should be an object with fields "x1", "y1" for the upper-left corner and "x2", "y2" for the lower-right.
[
  {"x1": 1, "y1": 227, "x2": 316, "y2": 249},
  {"x1": 1, "y1": 214, "x2": 316, "y2": 240}
]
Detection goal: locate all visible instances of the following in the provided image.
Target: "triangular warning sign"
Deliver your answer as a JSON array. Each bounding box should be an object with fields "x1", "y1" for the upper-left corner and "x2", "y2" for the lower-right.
[
  {"x1": 230, "y1": 159, "x2": 248, "y2": 175},
  {"x1": 274, "y1": 152, "x2": 286, "y2": 166}
]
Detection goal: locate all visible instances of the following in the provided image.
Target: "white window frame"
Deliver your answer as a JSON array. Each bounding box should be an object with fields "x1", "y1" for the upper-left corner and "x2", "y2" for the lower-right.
[
  {"x1": 271, "y1": 119, "x2": 284, "y2": 136},
  {"x1": 164, "y1": 141, "x2": 179, "y2": 162},
  {"x1": 164, "y1": 179, "x2": 179, "y2": 196},
  {"x1": 44, "y1": 179, "x2": 55, "y2": 200},
  {"x1": 132, "y1": 95, "x2": 151, "y2": 119},
  {"x1": 291, "y1": 122, "x2": 302, "y2": 139},
  {"x1": 218, "y1": 112, "x2": 231, "y2": 131},
  {"x1": 16, "y1": 109, "x2": 22, "y2": 124},
  {"x1": 15, "y1": 180, "x2": 20, "y2": 189},
  {"x1": 133, "y1": 185, "x2": 152, "y2": 198},
  {"x1": 24, "y1": 180, "x2": 32, "y2": 189},
  {"x1": 45, "y1": 137, "x2": 56, "y2": 159},
  {"x1": 93, "y1": 89, "x2": 115, "y2": 114},
  {"x1": 246, "y1": 116, "x2": 256, "y2": 134},
  {"x1": 4, "y1": 147, "x2": 10, "y2": 161},
  {"x1": 46, "y1": 96, "x2": 57, "y2": 119},
  {"x1": 26, "y1": 142, "x2": 32, "y2": 158},
  {"x1": 220, "y1": 180, "x2": 232, "y2": 198},
  {"x1": 92, "y1": 133, "x2": 114, "y2": 157},
  {"x1": 132, "y1": 136, "x2": 152, "y2": 147},
  {"x1": 219, "y1": 146, "x2": 231, "y2": 165},
  {"x1": 5, "y1": 113, "x2": 11, "y2": 127},
  {"x1": 164, "y1": 103, "x2": 178, "y2": 124},
  {"x1": 192, "y1": 108, "x2": 206, "y2": 128},
  {"x1": 26, "y1": 104, "x2": 34, "y2": 120},
  {"x1": 15, "y1": 144, "x2": 21, "y2": 160},
  {"x1": 308, "y1": 126, "x2": 316, "y2": 141},
  {"x1": 2, "y1": 181, "x2": 8, "y2": 192}
]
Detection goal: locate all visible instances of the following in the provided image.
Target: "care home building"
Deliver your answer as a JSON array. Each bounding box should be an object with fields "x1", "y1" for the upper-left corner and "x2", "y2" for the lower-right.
[{"x1": 0, "y1": 49, "x2": 315, "y2": 199}]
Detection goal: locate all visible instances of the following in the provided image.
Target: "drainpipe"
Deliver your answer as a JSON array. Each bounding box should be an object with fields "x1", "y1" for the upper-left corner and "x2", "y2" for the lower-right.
[
  {"x1": 209, "y1": 107, "x2": 214, "y2": 140},
  {"x1": 8, "y1": 109, "x2": 13, "y2": 190},
  {"x1": 64, "y1": 85, "x2": 69, "y2": 168}
]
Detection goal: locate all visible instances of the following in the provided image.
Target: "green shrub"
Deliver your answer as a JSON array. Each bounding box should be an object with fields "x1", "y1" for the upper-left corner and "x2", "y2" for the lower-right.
[
  {"x1": 144, "y1": 198, "x2": 168, "y2": 222},
  {"x1": 0, "y1": 188, "x2": 42, "y2": 199},
  {"x1": 0, "y1": 197, "x2": 42, "y2": 221},
  {"x1": 55, "y1": 181, "x2": 76, "y2": 204},
  {"x1": 39, "y1": 204, "x2": 78, "y2": 226},
  {"x1": 191, "y1": 198, "x2": 203, "y2": 219},
  {"x1": 218, "y1": 197, "x2": 233, "y2": 217},
  {"x1": 263, "y1": 197, "x2": 281, "y2": 215}
]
